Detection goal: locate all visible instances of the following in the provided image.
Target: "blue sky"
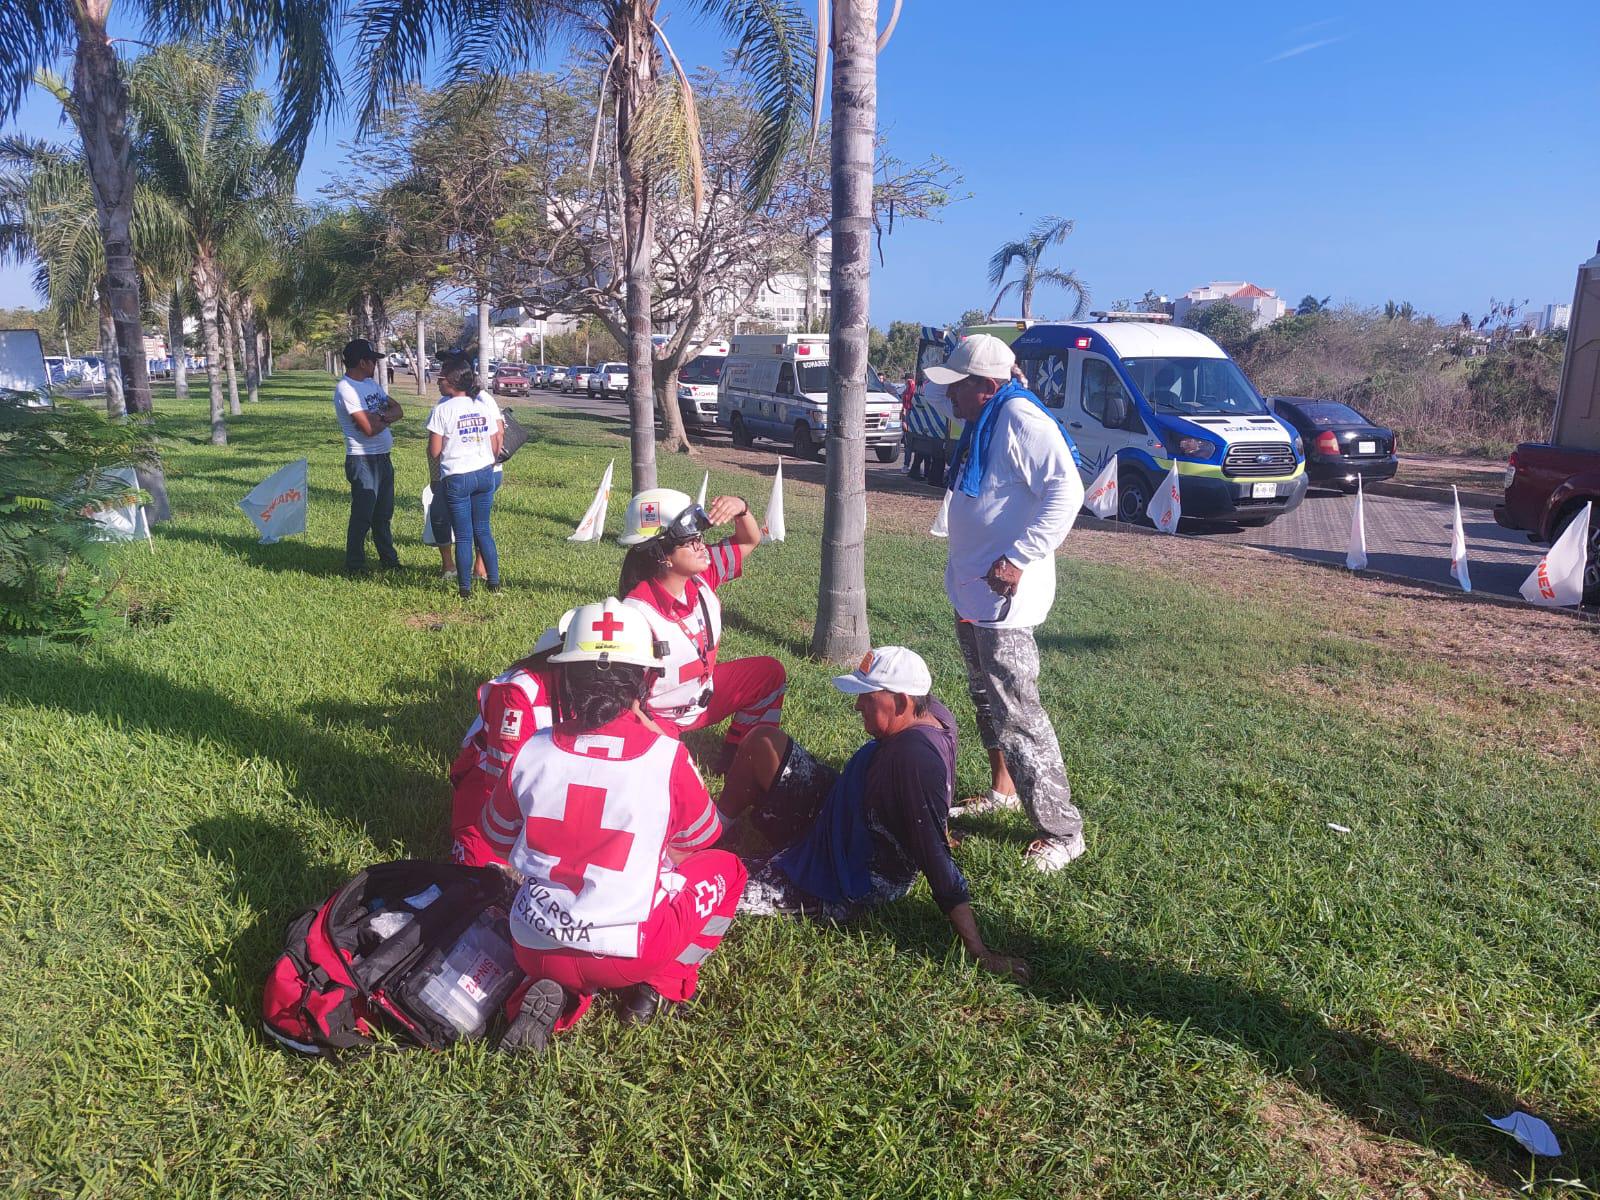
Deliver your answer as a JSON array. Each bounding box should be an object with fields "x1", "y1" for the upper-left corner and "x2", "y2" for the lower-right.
[{"x1": 4, "y1": 0, "x2": 1597, "y2": 327}]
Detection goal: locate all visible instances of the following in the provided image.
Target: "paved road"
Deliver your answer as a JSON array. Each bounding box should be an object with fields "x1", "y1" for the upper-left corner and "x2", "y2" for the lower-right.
[{"x1": 519, "y1": 388, "x2": 1547, "y2": 601}]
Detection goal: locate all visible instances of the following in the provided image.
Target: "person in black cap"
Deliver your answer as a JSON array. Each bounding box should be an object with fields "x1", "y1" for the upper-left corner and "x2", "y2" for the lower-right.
[{"x1": 334, "y1": 338, "x2": 406, "y2": 574}]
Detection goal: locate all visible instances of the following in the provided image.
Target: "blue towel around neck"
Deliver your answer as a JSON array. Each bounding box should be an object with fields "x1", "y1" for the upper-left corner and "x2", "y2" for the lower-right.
[
  {"x1": 947, "y1": 380, "x2": 1060, "y2": 497},
  {"x1": 772, "y1": 741, "x2": 880, "y2": 905}
]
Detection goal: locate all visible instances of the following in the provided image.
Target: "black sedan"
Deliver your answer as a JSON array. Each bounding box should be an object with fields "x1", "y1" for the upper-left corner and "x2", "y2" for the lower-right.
[{"x1": 1270, "y1": 397, "x2": 1399, "y2": 492}]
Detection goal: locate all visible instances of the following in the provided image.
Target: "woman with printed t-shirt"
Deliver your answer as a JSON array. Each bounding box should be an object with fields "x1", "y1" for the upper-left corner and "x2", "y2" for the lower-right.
[
  {"x1": 616, "y1": 487, "x2": 784, "y2": 774},
  {"x1": 426, "y1": 352, "x2": 504, "y2": 586},
  {"x1": 426, "y1": 360, "x2": 503, "y2": 598}
]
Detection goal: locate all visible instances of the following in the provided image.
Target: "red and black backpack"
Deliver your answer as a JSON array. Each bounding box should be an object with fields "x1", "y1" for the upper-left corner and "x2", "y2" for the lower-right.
[{"x1": 261, "y1": 860, "x2": 522, "y2": 1056}]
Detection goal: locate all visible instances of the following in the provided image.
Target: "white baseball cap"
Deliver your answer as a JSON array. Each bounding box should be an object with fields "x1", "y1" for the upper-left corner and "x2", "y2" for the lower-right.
[
  {"x1": 923, "y1": 333, "x2": 1015, "y2": 386},
  {"x1": 831, "y1": 646, "x2": 933, "y2": 696}
]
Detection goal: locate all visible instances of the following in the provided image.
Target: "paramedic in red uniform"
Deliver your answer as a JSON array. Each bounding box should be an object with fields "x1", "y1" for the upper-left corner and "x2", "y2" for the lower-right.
[
  {"x1": 492, "y1": 599, "x2": 747, "y2": 1052},
  {"x1": 616, "y1": 487, "x2": 785, "y2": 774},
  {"x1": 448, "y1": 622, "x2": 565, "y2": 868}
]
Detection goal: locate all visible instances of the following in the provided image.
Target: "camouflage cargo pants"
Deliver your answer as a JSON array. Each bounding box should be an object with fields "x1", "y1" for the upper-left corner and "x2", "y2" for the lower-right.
[{"x1": 955, "y1": 619, "x2": 1083, "y2": 841}]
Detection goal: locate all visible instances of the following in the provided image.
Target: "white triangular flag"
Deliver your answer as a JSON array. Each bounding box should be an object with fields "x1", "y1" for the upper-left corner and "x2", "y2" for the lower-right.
[
  {"x1": 421, "y1": 485, "x2": 438, "y2": 546},
  {"x1": 237, "y1": 459, "x2": 308, "y2": 545},
  {"x1": 696, "y1": 471, "x2": 708, "y2": 509},
  {"x1": 1345, "y1": 474, "x2": 1368, "y2": 570},
  {"x1": 567, "y1": 459, "x2": 614, "y2": 542},
  {"x1": 1448, "y1": 485, "x2": 1471, "y2": 592},
  {"x1": 1520, "y1": 501, "x2": 1591, "y2": 606},
  {"x1": 91, "y1": 466, "x2": 151, "y2": 544},
  {"x1": 762, "y1": 460, "x2": 785, "y2": 543},
  {"x1": 1147, "y1": 462, "x2": 1182, "y2": 534},
  {"x1": 930, "y1": 488, "x2": 951, "y2": 538},
  {"x1": 1083, "y1": 454, "x2": 1119, "y2": 519}
]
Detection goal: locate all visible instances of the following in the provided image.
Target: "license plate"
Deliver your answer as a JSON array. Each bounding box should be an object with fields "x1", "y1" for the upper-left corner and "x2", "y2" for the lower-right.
[
  {"x1": 1251, "y1": 482, "x2": 1276, "y2": 499},
  {"x1": 1357, "y1": 440, "x2": 1376, "y2": 455}
]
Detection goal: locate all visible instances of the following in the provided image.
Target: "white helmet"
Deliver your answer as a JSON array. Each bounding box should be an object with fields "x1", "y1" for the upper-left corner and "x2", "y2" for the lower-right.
[
  {"x1": 547, "y1": 598, "x2": 662, "y2": 669},
  {"x1": 619, "y1": 488, "x2": 696, "y2": 546}
]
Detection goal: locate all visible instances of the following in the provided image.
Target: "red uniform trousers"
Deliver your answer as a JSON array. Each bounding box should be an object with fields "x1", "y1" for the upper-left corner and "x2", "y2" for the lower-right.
[
  {"x1": 655, "y1": 655, "x2": 787, "y2": 756},
  {"x1": 447, "y1": 749, "x2": 508, "y2": 869},
  {"x1": 508, "y1": 848, "x2": 746, "y2": 1031}
]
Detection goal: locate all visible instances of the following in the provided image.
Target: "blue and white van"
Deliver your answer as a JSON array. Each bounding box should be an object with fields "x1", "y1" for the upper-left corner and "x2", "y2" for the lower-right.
[
  {"x1": 1011, "y1": 318, "x2": 1308, "y2": 525},
  {"x1": 717, "y1": 333, "x2": 903, "y2": 461}
]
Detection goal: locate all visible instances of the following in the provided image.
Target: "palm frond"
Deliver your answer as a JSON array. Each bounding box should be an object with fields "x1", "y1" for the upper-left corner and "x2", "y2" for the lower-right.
[
  {"x1": 986, "y1": 240, "x2": 1028, "y2": 289},
  {"x1": 1031, "y1": 213, "x2": 1074, "y2": 249},
  {"x1": 1035, "y1": 267, "x2": 1090, "y2": 319},
  {"x1": 0, "y1": 0, "x2": 71, "y2": 125}
]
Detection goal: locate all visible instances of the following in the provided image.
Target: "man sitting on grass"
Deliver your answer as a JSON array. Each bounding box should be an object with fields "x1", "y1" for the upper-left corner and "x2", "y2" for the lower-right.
[{"x1": 718, "y1": 646, "x2": 1029, "y2": 982}]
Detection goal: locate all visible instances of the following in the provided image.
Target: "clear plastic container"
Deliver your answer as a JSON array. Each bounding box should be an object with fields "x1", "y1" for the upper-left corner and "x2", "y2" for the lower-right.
[{"x1": 415, "y1": 906, "x2": 521, "y2": 1039}]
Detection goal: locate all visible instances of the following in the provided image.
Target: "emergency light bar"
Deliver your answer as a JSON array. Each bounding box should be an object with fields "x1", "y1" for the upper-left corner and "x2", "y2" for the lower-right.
[{"x1": 1089, "y1": 310, "x2": 1173, "y2": 323}]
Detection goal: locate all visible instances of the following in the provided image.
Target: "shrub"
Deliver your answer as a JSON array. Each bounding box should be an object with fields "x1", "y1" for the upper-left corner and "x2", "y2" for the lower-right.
[{"x1": 0, "y1": 398, "x2": 159, "y2": 641}]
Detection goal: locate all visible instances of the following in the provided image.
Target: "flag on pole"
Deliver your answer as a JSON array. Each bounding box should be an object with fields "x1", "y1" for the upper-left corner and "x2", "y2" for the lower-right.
[
  {"x1": 1083, "y1": 455, "x2": 1119, "y2": 520},
  {"x1": 1146, "y1": 462, "x2": 1182, "y2": 534},
  {"x1": 1520, "y1": 501, "x2": 1592, "y2": 606},
  {"x1": 238, "y1": 459, "x2": 308, "y2": 544},
  {"x1": 930, "y1": 488, "x2": 951, "y2": 538},
  {"x1": 762, "y1": 460, "x2": 786, "y2": 543},
  {"x1": 1447, "y1": 485, "x2": 1472, "y2": 591},
  {"x1": 568, "y1": 459, "x2": 614, "y2": 542},
  {"x1": 696, "y1": 471, "x2": 708, "y2": 509},
  {"x1": 91, "y1": 466, "x2": 152, "y2": 545},
  {"x1": 1345, "y1": 473, "x2": 1368, "y2": 570}
]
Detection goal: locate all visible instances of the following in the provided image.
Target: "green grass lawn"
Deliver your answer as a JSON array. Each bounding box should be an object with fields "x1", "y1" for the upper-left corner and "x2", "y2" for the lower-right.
[{"x1": 2, "y1": 372, "x2": 1598, "y2": 1198}]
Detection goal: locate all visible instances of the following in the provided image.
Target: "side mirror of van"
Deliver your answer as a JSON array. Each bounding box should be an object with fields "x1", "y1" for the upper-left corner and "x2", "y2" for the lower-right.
[{"x1": 1102, "y1": 393, "x2": 1129, "y2": 429}]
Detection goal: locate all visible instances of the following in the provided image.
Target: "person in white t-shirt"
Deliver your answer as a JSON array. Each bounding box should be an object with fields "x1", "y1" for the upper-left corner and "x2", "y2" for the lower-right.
[
  {"x1": 926, "y1": 333, "x2": 1087, "y2": 873},
  {"x1": 426, "y1": 352, "x2": 505, "y2": 584},
  {"x1": 426, "y1": 360, "x2": 503, "y2": 598},
  {"x1": 333, "y1": 338, "x2": 406, "y2": 574}
]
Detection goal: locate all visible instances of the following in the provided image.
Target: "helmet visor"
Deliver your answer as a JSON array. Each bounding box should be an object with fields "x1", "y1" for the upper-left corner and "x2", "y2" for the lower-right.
[{"x1": 663, "y1": 504, "x2": 712, "y2": 544}]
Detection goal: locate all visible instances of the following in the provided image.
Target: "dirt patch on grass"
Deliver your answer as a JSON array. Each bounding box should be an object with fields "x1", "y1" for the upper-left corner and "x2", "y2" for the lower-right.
[
  {"x1": 400, "y1": 610, "x2": 490, "y2": 632},
  {"x1": 1256, "y1": 1081, "x2": 1490, "y2": 1199}
]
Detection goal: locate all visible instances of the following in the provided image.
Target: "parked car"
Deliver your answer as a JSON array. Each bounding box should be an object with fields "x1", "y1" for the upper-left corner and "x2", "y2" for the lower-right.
[
  {"x1": 1497, "y1": 444, "x2": 1600, "y2": 605},
  {"x1": 492, "y1": 364, "x2": 530, "y2": 396},
  {"x1": 545, "y1": 365, "x2": 568, "y2": 388},
  {"x1": 589, "y1": 362, "x2": 629, "y2": 398},
  {"x1": 565, "y1": 366, "x2": 595, "y2": 394},
  {"x1": 1269, "y1": 397, "x2": 1398, "y2": 492}
]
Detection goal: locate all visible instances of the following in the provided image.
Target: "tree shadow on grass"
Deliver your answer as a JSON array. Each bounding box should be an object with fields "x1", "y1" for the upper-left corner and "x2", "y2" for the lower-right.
[
  {"x1": 0, "y1": 651, "x2": 436, "y2": 851},
  {"x1": 722, "y1": 606, "x2": 813, "y2": 661},
  {"x1": 860, "y1": 904, "x2": 1597, "y2": 1190}
]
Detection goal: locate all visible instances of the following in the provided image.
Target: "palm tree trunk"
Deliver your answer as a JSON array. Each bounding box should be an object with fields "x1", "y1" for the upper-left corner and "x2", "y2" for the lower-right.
[
  {"x1": 69, "y1": 3, "x2": 153, "y2": 417},
  {"x1": 477, "y1": 298, "x2": 492, "y2": 384},
  {"x1": 240, "y1": 294, "x2": 261, "y2": 403},
  {"x1": 414, "y1": 312, "x2": 427, "y2": 395},
  {"x1": 615, "y1": 6, "x2": 661, "y2": 493},
  {"x1": 99, "y1": 287, "x2": 125, "y2": 418},
  {"x1": 811, "y1": 0, "x2": 877, "y2": 662},
  {"x1": 193, "y1": 252, "x2": 227, "y2": 445},
  {"x1": 221, "y1": 292, "x2": 241, "y2": 415},
  {"x1": 169, "y1": 284, "x2": 188, "y2": 400},
  {"x1": 261, "y1": 319, "x2": 272, "y2": 377}
]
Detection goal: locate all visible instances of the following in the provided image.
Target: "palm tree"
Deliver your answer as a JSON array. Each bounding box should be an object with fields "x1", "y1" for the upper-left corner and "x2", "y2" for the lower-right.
[
  {"x1": 986, "y1": 215, "x2": 1089, "y2": 320},
  {"x1": 0, "y1": 0, "x2": 338, "y2": 418},
  {"x1": 353, "y1": 0, "x2": 812, "y2": 492},
  {"x1": 132, "y1": 41, "x2": 291, "y2": 445}
]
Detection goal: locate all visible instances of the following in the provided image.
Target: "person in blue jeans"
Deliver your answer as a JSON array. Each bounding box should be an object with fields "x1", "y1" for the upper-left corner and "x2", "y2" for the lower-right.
[
  {"x1": 333, "y1": 338, "x2": 406, "y2": 573},
  {"x1": 427, "y1": 360, "x2": 504, "y2": 598}
]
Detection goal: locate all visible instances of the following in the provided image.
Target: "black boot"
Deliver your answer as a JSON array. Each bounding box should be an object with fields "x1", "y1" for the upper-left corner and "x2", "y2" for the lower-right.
[
  {"x1": 499, "y1": 978, "x2": 566, "y2": 1053},
  {"x1": 614, "y1": 983, "x2": 672, "y2": 1026}
]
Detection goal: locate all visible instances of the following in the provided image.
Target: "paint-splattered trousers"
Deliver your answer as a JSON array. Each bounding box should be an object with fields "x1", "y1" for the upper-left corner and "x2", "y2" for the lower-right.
[{"x1": 955, "y1": 619, "x2": 1083, "y2": 841}]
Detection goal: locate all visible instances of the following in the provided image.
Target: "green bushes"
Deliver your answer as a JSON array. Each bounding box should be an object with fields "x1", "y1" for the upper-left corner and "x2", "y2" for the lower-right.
[{"x1": 0, "y1": 398, "x2": 159, "y2": 640}]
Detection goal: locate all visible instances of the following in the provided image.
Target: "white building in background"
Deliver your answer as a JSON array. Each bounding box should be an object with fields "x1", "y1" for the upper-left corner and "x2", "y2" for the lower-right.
[
  {"x1": 1171, "y1": 281, "x2": 1288, "y2": 330},
  {"x1": 747, "y1": 235, "x2": 830, "y2": 332},
  {"x1": 475, "y1": 304, "x2": 583, "y2": 362},
  {"x1": 1531, "y1": 302, "x2": 1571, "y2": 334}
]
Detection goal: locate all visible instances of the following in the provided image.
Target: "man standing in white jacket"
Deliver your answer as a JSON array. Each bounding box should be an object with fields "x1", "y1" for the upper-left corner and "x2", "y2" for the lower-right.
[{"x1": 926, "y1": 334, "x2": 1086, "y2": 872}]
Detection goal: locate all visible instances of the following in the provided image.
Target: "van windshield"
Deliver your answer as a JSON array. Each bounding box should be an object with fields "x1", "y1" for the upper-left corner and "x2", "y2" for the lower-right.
[
  {"x1": 798, "y1": 362, "x2": 894, "y2": 395},
  {"x1": 681, "y1": 355, "x2": 724, "y2": 384},
  {"x1": 1121, "y1": 357, "x2": 1268, "y2": 417}
]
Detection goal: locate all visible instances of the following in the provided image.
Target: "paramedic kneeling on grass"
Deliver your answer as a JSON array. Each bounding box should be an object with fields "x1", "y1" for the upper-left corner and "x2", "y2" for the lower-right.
[
  {"x1": 489, "y1": 599, "x2": 745, "y2": 1051},
  {"x1": 927, "y1": 333, "x2": 1087, "y2": 874},
  {"x1": 719, "y1": 647, "x2": 1028, "y2": 982}
]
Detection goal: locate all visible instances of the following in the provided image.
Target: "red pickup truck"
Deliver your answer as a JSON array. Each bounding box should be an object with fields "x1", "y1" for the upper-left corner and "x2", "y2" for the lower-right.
[{"x1": 1496, "y1": 444, "x2": 1600, "y2": 603}]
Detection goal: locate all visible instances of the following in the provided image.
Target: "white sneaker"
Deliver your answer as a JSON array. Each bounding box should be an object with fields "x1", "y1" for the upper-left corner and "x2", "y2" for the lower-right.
[
  {"x1": 1026, "y1": 832, "x2": 1086, "y2": 873},
  {"x1": 949, "y1": 789, "x2": 1022, "y2": 819}
]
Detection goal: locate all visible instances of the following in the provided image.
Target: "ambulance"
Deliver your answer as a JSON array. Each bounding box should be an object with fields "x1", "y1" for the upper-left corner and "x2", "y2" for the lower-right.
[
  {"x1": 716, "y1": 333, "x2": 904, "y2": 461},
  {"x1": 676, "y1": 339, "x2": 729, "y2": 431},
  {"x1": 1009, "y1": 315, "x2": 1308, "y2": 525},
  {"x1": 909, "y1": 321, "x2": 1035, "y2": 473}
]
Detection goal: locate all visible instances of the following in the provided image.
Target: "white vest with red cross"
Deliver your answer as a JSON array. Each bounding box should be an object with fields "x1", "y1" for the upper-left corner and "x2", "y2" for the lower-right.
[
  {"x1": 624, "y1": 583, "x2": 724, "y2": 727},
  {"x1": 504, "y1": 728, "x2": 679, "y2": 958},
  {"x1": 461, "y1": 667, "x2": 555, "y2": 769}
]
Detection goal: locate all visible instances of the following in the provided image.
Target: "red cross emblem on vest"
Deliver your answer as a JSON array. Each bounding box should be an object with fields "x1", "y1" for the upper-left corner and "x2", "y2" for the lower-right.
[
  {"x1": 523, "y1": 783, "x2": 635, "y2": 896},
  {"x1": 591, "y1": 611, "x2": 625, "y2": 641}
]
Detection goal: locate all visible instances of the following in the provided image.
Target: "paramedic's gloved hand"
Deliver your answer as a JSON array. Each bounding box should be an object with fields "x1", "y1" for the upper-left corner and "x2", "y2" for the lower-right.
[
  {"x1": 985, "y1": 556, "x2": 1022, "y2": 597},
  {"x1": 706, "y1": 495, "x2": 748, "y2": 525}
]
